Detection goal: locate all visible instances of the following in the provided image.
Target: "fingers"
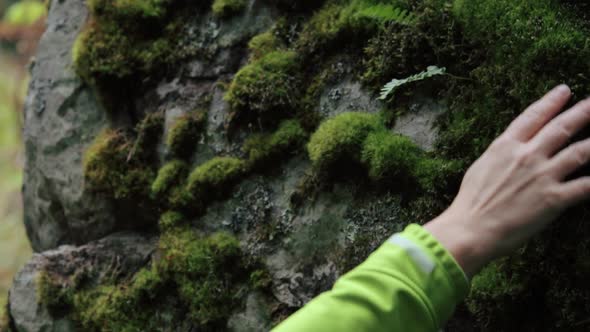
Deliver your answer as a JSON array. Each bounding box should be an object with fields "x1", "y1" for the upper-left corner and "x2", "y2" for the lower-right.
[
  {"x1": 504, "y1": 85, "x2": 571, "y2": 141},
  {"x1": 547, "y1": 139, "x2": 590, "y2": 180},
  {"x1": 554, "y1": 177, "x2": 590, "y2": 207},
  {"x1": 531, "y1": 98, "x2": 590, "y2": 155}
]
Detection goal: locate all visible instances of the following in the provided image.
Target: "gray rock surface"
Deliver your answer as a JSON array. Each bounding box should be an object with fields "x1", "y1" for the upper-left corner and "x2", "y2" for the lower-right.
[
  {"x1": 22, "y1": 0, "x2": 112, "y2": 252},
  {"x1": 392, "y1": 95, "x2": 445, "y2": 151},
  {"x1": 9, "y1": 233, "x2": 156, "y2": 332},
  {"x1": 317, "y1": 78, "x2": 382, "y2": 118}
]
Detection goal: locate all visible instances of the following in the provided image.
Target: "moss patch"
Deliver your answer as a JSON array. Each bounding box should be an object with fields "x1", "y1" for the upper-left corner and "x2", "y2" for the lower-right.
[
  {"x1": 167, "y1": 111, "x2": 207, "y2": 161},
  {"x1": 307, "y1": 112, "x2": 384, "y2": 172},
  {"x1": 243, "y1": 119, "x2": 307, "y2": 170},
  {"x1": 248, "y1": 30, "x2": 283, "y2": 61},
  {"x1": 60, "y1": 230, "x2": 256, "y2": 331},
  {"x1": 36, "y1": 271, "x2": 74, "y2": 317},
  {"x1": 84, "y1": 113, "x2": 163, "y2": 202},
  {"x1": 151, "y1": 160, "x2": 189, "y2": 201},
  {"x1": 307, "y1": 112, "x2": 460, "y2": 192},
  {"x1": 212, "y1": 0, "x2": 247, "y2": 18},
  {"x1": 158, "y1": 210, "x2": 186, "y2": 232},
  {"x1": 182, "y1": 157, "x2": 247, "y2": 213},
  {"x1": 83, "y1": 129, "x2": 155, "y2": 200},
  {"x1": 226, "y1": 50, "x2": 301, "y2": 125}
]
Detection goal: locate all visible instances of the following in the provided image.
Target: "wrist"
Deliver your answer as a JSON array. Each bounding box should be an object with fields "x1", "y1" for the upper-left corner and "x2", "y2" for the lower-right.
[{"x1": 424, "y1": 209, "x2": 491, "y2": 278}]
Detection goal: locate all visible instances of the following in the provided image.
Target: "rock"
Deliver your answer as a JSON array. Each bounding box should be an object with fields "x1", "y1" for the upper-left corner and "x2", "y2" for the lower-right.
[
  {"x1": 16, "y1": 0, "x2": 447, "y2": 328},
  {"x1": 392, "y1": 95, "x2": 445, "y2": 151},
  {"x1": 316, "y1": 78, "x2": 382, "y2": 118},
  {"x1": 22, "y1": 0, "x2": 112, "y2": 252},
  {"x1": 8, "y1": 233, "x2": 156, "y2": 332},
  {"x1": 227, "y1": 292, "x2": 272, "y2": 332}
]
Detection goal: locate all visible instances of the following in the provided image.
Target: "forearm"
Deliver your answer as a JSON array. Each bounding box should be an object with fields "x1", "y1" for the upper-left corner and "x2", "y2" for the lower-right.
[{"x1": 272, "y1": 224, "x2": 470, "y2": 332}]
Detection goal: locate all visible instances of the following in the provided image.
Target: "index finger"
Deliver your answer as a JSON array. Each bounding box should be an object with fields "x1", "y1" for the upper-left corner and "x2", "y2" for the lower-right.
[{"x1": 503, "y1": 84, "x2": 571, "y2": 141}]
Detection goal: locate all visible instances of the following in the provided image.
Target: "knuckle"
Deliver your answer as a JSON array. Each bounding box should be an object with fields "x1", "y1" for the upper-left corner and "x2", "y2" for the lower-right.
[
  {"x1": 571, "y1": 144, "x2": 588, "y2": 166},
  {"x1": 555, "y1": 122, "x2": 573, "y2": 140},
  {"x1": 515, "y1": 146, "x2": 538, "y2": 166},
  {"x1": 543, "y1": 186, "x2": 566, "y2": 207}
]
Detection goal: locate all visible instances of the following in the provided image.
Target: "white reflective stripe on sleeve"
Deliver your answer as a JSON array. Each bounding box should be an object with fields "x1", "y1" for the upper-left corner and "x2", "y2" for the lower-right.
[{"x1": 388, "y1": 234, "x2": 435, "y2": 274}]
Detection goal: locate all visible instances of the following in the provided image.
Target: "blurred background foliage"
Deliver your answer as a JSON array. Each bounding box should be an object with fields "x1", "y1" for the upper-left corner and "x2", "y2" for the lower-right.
[{"x1": 0, "y1": 0, "x2": 45, "y2": 315}]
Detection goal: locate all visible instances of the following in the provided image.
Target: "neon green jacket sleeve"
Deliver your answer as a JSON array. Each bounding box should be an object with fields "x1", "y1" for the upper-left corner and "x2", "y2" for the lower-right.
[{"x1": 272, "y1": 224, "x2": 470, "y2": 332}]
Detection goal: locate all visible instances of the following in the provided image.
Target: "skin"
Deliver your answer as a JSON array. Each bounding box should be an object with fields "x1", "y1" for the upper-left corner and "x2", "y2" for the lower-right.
[{"x1": 425, "y1": 84, "x2": 590, "y2": 278}]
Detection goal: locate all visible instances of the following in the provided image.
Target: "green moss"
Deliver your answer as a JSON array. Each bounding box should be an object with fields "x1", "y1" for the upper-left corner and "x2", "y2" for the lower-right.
[
  {"x1": 166, "y1": 111, "x2": 207, "y2": 160},
  {"x1": 225, "y1": 51, "x2": 300, "y2": 125},
  {"x1": 183, "y1": 157, "x2": 247, "y2": 211},
  {"x1": 36, "y1": 271, "x2": 74, "y2": 316},
  {"x1": 412, "y1": 158, "x2": 462, "y2": 193},
  {"x1": 88, "y1": 0, "x2": 172, "y2": 20},
  {"x1": 72, "y1": 0, "x2": 213, "y2": 110},
  {"x1": 151, "y1": 160, "x2": 189, "y2": 200},
  {"x1": 68, "y1": 230, "x2": 251, "y2": 331},
  {"x1": 466, "y1": 258, "x2": 530, "y2": 329},
  {"x1": 83, "y1": 129, "x2": 155, "y2": 200},
  {"x1": 307, "y1": 112, "x2": 384, "y2": 171},
  {"x1": 157, "y1": 230, "x2": 244, "y2": 325},
  {"x1": 243, "y1": 119, "x2": 307, "y2": 169},
  {"x1": 158, "y1": 210, "x2": 185, "y2": 232},
  {"x1": 295, "y1": 0, "x2": 410, "y2": 59},
  {"x1": 132, "y1": 111, "x2": 165, "y2": 161},
  {"x1": 248, "y1": 30, "x2": 283, "y2": 61},
  {"x1": 212, "y1": 0, "x2": 247, "y2": 18},
  {"x1": 361, "y1": 131, "x2": 421, "y2": 182},
  {"x1": 435, "y1": 0, "x2": 590, "y2": 161}
]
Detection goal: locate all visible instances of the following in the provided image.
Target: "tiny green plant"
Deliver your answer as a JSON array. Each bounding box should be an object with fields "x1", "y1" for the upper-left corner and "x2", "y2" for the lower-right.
[{"x1": 378, "y1": 66, "x2": 446, "y2": 100}]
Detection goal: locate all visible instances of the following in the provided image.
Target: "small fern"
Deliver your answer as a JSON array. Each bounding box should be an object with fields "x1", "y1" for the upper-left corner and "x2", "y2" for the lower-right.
[
  {"x1": 378, "y1": 66, "x2": 446, "y2": 100},
  {"x1": 355, "y1": 4, "x2": 417, "y2": 26}
]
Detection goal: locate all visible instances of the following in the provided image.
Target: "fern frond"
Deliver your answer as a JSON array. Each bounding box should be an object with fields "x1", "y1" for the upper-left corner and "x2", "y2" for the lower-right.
[
  {"x1": 378, "y1": 66, "x2": 446, "y2": 100},
  {"x1": 355, "y1": 4, "x2": 417, "y2": 26}
]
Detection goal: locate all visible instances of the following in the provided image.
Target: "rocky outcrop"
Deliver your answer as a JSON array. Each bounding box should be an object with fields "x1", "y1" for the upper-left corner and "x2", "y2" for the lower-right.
[{"x1": 11, "y1": 0, "x2": 468, "y2": 331}]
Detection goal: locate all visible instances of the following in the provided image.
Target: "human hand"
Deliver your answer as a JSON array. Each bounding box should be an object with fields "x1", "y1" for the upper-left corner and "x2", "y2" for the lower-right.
[{"x1": 425, "y1": 84, "x2": 590, "y2": 278}]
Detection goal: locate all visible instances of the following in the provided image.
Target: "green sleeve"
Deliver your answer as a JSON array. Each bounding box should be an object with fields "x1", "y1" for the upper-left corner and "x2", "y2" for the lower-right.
[{"x1": 272, "y1": 224, "x2": 470, "y2": 332}]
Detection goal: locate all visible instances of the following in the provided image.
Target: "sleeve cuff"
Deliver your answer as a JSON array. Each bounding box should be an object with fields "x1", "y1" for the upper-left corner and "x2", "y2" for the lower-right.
[{"x1": 385, "y1": 223, "x2": 471, "y2": 326}]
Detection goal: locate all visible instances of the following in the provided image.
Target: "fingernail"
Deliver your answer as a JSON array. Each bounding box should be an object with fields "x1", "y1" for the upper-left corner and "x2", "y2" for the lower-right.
[{"x1": 556, "y1": 84, "x2": 571, "y2": 94}]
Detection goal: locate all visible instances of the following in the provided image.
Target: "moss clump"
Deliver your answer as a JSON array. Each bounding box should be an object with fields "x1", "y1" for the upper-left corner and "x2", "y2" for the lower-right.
[
  {"x1": 243, "y1": 119, "x2": 307, "y2": 169},
  {"x1": 72, "y1": 0, "x2": 213, "y2": 111},
  {"x1": 307, "y1": 111, "x2": 460, "y2": 191},
  {"x1": 361, "y1": 131, "x2": 421, "y2": 182},
  {"x1": 184, "y1": 157, "x2": 247, "y2": 211},
  {"x1": 36, "y1": 271, "x2": 74, "y2": 316},
  {"x1": 362, "y1": 131, "x2": 462, "y2": 191},
  {"x1": 167, "y1": 111, "x2": 207, "y2": 160},
  {"x1": 151, "y1": 160, "x2": 189, "y2": 201},
  {"x1": 83, "y1": 129, "x2": 155, "y2": 200},
  {"x1": 225, "y1": 51, "x2": 300, "y2": 124},
  {"x1": 295, "y1": 0, "x2": 411, "y2": 60},
  {"x1": 212, "y1": 0, "x2": 247, "y2": 18},
  {"x1": 466, "y1": 258, "x2": 531, "y2": 330},
  {"x1": 157, "y1": 230, "x2": 245, "y2": 326},
  {"x1": 248, "y1": 30, "x2": 283, "y2": 61},
  {"x1": 132, "y1": 111, "x2": 165, "y2": 161},
  {"x1": 307, "y1": 112, "x2": 384, "y2": 171},
  {"x1": 68, "y1": 230, "x2": 251, "y2": 331},
  {"x1": 158, "y1": 210, "x2": 185, "y2": 232}
]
